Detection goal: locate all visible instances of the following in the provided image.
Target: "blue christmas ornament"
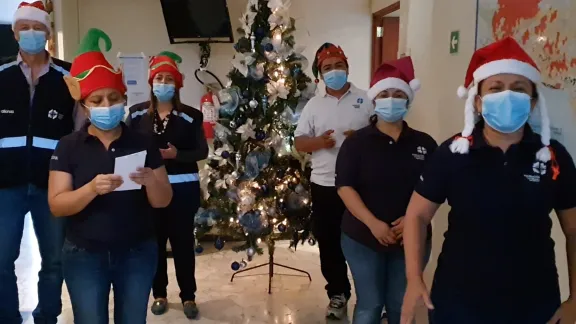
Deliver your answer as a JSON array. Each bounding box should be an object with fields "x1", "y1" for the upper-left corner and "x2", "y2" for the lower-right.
[
  {"x1": 278, "y1": 223, "x2": 287, "y2": 233},
  {"x1": 255, "y1": 129, "x2": 266, "y2": 141},
  {"x1": 244, "y1": 150, "x2": 271, "y2": 179},
  {"x1": 221, "y1": 150, "x2": 230, "y2": 159},
  {"x1": 264, "y1": 43, "x2": 274, "y2": 52},
  {"x1": 218, "y1": 87, "x2": 240, "y2": 118},
  {"x1": 214, "y1": 237, "x2": 225, "y2": 250},
  {"x1": 195, "y1": 245, "x2": 204, "y2": 254},
  {"x1": 239, "y1": 210, "x2": 263, "y2": 234},
  {"x1": 231, "y1": 261, "x2": 241, "y2": 271}
]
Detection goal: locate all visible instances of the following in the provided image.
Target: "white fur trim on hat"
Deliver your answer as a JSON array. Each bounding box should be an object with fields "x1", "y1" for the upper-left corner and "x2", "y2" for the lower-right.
[
  {"x1": 457, "y1": 85, "x2": 469, "y2": 99},
  {"x1": 367, "y1": 77, "x2": 414, "y2": 101},
  {"x1": 409, "y1": 78, "x2": 421, "y2": 92},
  {"x1": 13, "y1": 6, "x2": 51, "y2": 32},
  {"x1": 450, "y1": 84, "x2": 478, "y2": 154},
  {"x1": 535, "y1": 84, "x2": 551, "y2": 162},
  {"x1": 473, "y1": 59, "x2": 541, "y2": 84}
]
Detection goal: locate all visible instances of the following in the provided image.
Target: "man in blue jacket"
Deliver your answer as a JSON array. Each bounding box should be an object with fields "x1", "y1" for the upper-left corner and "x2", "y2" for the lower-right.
[{"x1": 0, "y1": 2, "x2": 77, "y2": 323}]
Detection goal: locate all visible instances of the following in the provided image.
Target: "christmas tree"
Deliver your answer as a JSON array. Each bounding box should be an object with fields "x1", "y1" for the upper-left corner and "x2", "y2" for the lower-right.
[{"x1": 195, "y1": 0, "x2": 316, "y2": 263}]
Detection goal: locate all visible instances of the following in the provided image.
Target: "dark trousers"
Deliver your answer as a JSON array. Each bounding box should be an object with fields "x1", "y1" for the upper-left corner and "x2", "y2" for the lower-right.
[
  {"x1": 152, "y1": 182, "x2": 200, "y2": 303},
  {"x1": 310, "y1": 182, "x2": 351, "y2": 299},
  {"x1": 429, "y1": 289, "x2": 560, "y2": 324},
  {"x1": 62, "y1": 239, "x2": 158, "y2": 324},
  {"x1": 0, "y1": 185, "x2": 65, "y2": 324}
]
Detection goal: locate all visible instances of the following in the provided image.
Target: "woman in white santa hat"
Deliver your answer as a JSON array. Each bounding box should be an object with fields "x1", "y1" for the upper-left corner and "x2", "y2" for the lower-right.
[
  {"x1": 336, "y1": 56, "x2": 436, "y2": 324},
  {"x1": 400, "y1": 37, "x2": 576, "y2": 324}
]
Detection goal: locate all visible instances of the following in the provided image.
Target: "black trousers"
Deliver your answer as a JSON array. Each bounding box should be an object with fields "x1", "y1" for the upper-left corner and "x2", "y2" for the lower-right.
[
  {"x1": 310, "y1": 182, "x2": 351, "y2": 299},
  {"x1": 152, "y1": 182, "x2": 200, "y2": 303}
]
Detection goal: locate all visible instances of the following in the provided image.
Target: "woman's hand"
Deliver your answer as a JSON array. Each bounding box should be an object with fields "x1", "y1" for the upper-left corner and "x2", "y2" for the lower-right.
[
  {"x1": 90, "y1": 174, "x2": 123, "y2": 195},
  {"x1": 160, "y1": 143, "x2": 178, "y2": 160},
  {"x1": 368, "y1": 219, "x2": 397, "y2": 246},
  {"x1": 129, "y1": 167, "x2": 157, "y2": 187},
  {"x1": 547, "y1": 298, "x2": 576, "y2": 324},
  {"x1": 392, "y1": 216, "x2": 406, "y2": 241},
  {"x1": 401, "y1": 278, "x2": 434, "y2": 324}
]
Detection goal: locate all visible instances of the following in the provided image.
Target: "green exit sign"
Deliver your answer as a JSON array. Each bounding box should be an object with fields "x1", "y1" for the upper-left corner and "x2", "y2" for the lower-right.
[{"x1": 450, "y1": 30, "x2": 460, "y2": 54}]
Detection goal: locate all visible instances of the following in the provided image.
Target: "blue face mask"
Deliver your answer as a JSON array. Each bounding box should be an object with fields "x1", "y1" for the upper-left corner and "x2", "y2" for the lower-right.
[
  {"x1": 153, "y1": 83, "x2": 176, "y2": 102},
  {"x1": 375, "y1": 98, "x2": 408, "y2": 123},
  {"x1": 18, "y1": 30, "x2": 47, "y2": 55},
  {"x1": 89, "y1": 103, "x2": 125, "y2": 131},
  {"x1": 322, "y1": 70, "x2": 348, "y2": 90},
  {"x1": 481, "y1": 90, "x2": 531, "y2": 133}
]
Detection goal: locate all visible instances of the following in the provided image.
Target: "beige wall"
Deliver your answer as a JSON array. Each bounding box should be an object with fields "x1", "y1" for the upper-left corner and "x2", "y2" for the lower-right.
[{"x1": 55, "y1": 0, "x2": 372, "y2": 107}]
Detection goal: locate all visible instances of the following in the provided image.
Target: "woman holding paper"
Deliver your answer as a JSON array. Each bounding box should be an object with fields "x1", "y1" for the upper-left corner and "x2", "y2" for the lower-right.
[
  {"x1": 47, "y1": 29, "x2": 172, "y2": 324},
  {"x1": 126, "y1": 51, "x2": 208, "y2": 319}
]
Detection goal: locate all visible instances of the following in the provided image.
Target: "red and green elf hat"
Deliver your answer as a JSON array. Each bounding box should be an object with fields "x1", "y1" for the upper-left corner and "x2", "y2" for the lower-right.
[
  {"x1": 64, "y1": 28, "x2": 126, "y2": 100},
  {"x1": 148, "y1": 51, "x2": 184, "y2": 88}
]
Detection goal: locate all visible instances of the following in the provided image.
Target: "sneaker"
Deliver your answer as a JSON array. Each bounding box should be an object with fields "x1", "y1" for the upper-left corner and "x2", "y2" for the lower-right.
[
  {"x1": 183, "y1": 300, "x2": 199, "y2": 319},
  {"x1": 326, "y1": 294, "x2": 348, "y2": 319},
  {"x1": 151, "y1": 298, "x2": 168, "y2": 315}
]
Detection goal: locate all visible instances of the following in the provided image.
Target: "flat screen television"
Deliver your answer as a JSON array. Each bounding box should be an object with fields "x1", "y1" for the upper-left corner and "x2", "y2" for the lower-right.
[{"x1": 160, "y1": 0, "x2": 234, "y2": 44}]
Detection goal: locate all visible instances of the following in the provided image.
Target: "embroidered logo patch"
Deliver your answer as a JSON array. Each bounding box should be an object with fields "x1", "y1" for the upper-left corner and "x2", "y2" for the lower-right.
[
  {"x1": 1, "y1": 109, "x2": 14, "y2": 114},
  {"x1": 412, "y1": 146, "x2": 427, "y2": 160},
  {"x1": 48, "y1": 109, "x2": 58, "y2": 120},
  {"x1": 357, "y1": 98, "x2": 364, "y2": 104},
  {"x1": 524, "y1": 161, "x2": 547, "y2": 183}
]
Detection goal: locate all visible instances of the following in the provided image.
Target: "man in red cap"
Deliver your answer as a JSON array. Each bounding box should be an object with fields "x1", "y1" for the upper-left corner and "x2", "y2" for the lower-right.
[
  {"x1": 0, "y1": 1, "x2": 76, "y2": 323},
  {"x1": 295, "y1": 43, "x2": 374, "y2": 319}
]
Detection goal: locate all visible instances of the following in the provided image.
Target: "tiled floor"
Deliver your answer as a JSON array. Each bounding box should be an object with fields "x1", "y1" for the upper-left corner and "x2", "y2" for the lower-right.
[{"x1": 16, "y1": 214, "x2": 359, "y2": 324}]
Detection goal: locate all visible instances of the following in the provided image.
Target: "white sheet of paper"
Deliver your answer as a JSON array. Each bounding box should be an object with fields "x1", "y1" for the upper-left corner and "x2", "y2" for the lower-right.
[{"x1": 114, "y1": 151, "x2": 147, "y2": 191}]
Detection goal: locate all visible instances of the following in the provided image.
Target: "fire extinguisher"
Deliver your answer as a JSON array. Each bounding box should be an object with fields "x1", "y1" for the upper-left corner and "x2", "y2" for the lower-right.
[
  {"x1": 194, "y1": 43, "x2": 224, "y2": 139},
  {"x1": 200, "y1": 90, "x2": 219, "y2": 139}
]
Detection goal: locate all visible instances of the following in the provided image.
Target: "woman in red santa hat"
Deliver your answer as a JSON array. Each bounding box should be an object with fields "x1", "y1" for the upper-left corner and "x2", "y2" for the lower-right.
[
  {"x1": 401, "y1": 37, "x2": 576, "y2": 324},
  {"x1": 47, "y1": 28, "x2": 172, "y2": 324},
  {"x1": 336, "y1": 56, "x2": 436, "y2": 324},
  {"x1": 127, "y1": 51, "x2": 208, "y2": 319}
]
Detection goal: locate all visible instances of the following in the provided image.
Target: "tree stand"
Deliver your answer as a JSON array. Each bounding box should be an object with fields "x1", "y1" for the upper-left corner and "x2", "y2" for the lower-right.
[{"x1": 230, "y1": 240, "x2": 312, "y2": 294}]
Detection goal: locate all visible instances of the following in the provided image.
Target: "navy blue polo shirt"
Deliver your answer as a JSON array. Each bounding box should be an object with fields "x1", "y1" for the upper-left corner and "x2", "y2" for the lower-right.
[
  {"x1": 335, "y1": 122, "x2": 437, "y2": 251},
  {"x1": 50, "y1": 123, "x2": 163, "y2": 250},
  {"x1": 416, "y1": 121, "x2": 576, "y2": 309}
]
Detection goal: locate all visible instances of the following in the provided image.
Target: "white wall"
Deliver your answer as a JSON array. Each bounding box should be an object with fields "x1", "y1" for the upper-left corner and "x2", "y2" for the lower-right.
[
  {"x1": 58, "y1": 0, "x2": 371, "y2": 107},
  {"x1": 0, "y1": 0, "x2": 20, "y2": 24}
]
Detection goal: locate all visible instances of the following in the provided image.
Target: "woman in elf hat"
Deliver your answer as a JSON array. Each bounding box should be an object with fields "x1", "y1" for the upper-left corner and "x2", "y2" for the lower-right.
[
  {"x1": 47, "y1": 28, "x2": 173, "y2": 324},
  {"x1": 401, "y1": 37, "x2": 576, "y2": 324},
  {"x1": 127, "y1": 51, "x2": 207, "y2": 319},
  {"x1": 336, "y1": 56, "x2": 436, "y2": 324}
]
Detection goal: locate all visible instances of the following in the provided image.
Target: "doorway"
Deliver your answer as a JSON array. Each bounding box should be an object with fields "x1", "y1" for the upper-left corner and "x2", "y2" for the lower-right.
[{"x1": 371, "y1": 2, "x2": 400, "y2": 75}]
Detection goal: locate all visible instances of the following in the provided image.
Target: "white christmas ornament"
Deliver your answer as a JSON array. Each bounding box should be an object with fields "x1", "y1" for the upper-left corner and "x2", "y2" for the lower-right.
[{"x1": 249, "y1": 99, "x2": 259, "y2": 108}]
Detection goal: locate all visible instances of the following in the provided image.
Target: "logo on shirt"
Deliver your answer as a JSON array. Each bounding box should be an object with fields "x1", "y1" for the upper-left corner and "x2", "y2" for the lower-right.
[
  {"x1": 412, "y1": 146, "x2": 427, "y2": 161},
  {"x1": 524, "y1": 161, "x2": 547, "y2": 183},
  {"x1": 1, "y1": 109, "x2": 15, "y2": 114},
  {"x1": 357, "y1": 98, "x2": 364, "y2": 104},
  {"x1": 51, "y1": 155, "x2": 58, "y2": 161},
  {"x1": 48, "y1": 109, "x2": 64, "y2": 120}
]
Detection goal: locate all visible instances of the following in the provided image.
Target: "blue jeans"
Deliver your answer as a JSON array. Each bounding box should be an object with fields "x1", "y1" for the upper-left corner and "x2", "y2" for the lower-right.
[
  {"x1": 341, "y1": 233, "x2": 430, "y2": 324},
  {"x1": 62, "y1": 239, "x2": 158, "y2": 324},
  {"x1": 0, "y1": 185, "x2": 65, "y2": 324}
]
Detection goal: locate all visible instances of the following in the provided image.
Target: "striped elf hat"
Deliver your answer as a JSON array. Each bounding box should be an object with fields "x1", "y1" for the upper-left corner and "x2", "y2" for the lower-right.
[
  {"x1": 63, "y1": 28, "x2": 126, "y2": 100},
  {"x1": 148, "y1": 51, "x2": 184, "y2": 88}
]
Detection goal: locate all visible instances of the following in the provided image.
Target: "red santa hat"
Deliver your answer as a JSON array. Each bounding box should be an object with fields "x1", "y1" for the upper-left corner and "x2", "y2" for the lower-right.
[
  {"x1": 367, "y1": 56, "x2": 420, "y2": 102},
  {"x1": 451, "y1": 37, "x2": 551, "y2": 163},
  {"x1": 149, "y1": 51, "x2": 184, "y2": 89},
  {"x1": 13, "y1": 1, "x2": 51, "y2": 32}
]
